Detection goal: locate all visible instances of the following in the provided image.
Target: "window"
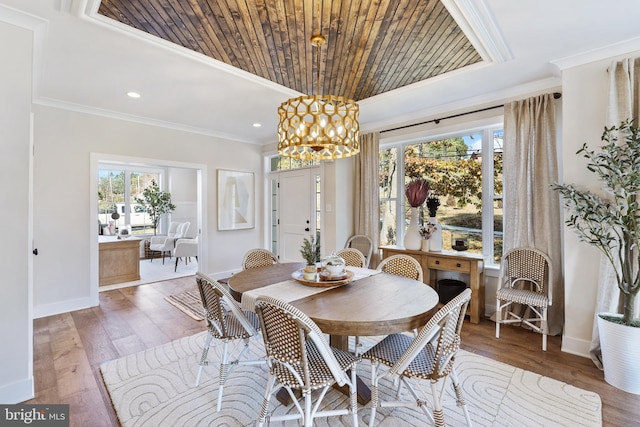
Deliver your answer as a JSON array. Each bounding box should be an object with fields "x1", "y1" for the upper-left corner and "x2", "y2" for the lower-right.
[
  {"x1": 270, "y1": 155, "x2": 319, "y2": 172},
  {"x1": 98, "y1": 167, "x2": 162, "y2": 235},
  {"x1": 379, "y1": 124, "x2": 503, "y2": 264}
]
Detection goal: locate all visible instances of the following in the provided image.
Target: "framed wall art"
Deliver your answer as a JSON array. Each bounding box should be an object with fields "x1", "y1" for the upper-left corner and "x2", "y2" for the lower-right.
[{"x1": 217, "y1": 169, "x2": 255, "y2": 230}]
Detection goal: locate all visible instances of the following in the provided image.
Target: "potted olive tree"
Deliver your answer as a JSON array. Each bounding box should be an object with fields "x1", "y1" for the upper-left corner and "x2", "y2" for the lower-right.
[
  {"x1": 134, "y1": 179, "x2": 176, "y2": 236},
  {"x1": 553, "y1": 119, "x2": 640, "y2": 394}
]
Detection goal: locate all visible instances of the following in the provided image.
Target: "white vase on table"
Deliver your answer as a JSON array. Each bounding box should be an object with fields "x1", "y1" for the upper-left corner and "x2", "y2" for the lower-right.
[
  {"x1": 428, "y1": 216, "x2": 442, "y2": 252},
  {"x1": 403, "y1": 207, "x2": 422, "y2": 250}
]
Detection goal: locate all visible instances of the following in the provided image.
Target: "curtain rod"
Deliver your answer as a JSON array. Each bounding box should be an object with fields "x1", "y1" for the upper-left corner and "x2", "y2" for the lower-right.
[{"x1": 380, "y1": 92, "x2": 562, "y2": 134}]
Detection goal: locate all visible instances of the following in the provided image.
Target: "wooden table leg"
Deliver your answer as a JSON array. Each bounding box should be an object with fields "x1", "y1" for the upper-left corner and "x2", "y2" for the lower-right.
[{"x1": 330, "y1": 335, "x2": 371, "y2": 405}]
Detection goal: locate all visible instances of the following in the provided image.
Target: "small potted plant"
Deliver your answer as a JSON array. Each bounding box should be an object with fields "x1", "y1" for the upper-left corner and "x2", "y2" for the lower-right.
[
  {"x1": 300, "y1": 234, "x2": 321, "y2": 280},
  {"x1": 553, "y1": 119, "x2": 640, "y2": 394}
]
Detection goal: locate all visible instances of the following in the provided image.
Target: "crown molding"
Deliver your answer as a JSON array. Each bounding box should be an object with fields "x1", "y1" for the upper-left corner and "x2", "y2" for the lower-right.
[
  {"x1": 33, "y1": 96, "x2": 262, "y2": 146},
  {"x1": 442, "y1": 0, "x2": 513, "y2": 63},
  {"x1": 552, "y1": 36, "x2": 640, "y2": 70}
]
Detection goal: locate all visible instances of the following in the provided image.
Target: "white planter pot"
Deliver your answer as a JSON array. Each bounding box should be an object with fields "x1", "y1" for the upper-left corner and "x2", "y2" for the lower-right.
[{"x1": 597, "y1": 313, "x2": 640, "y2": 395}]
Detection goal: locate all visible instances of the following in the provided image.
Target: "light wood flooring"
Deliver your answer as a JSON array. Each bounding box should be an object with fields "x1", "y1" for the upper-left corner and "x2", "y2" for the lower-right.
[{"x1": 26, "y1": 276, "x2": 637, "y2": 426}]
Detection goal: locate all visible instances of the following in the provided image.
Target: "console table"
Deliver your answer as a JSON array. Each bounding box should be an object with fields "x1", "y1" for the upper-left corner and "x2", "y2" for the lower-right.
[{"x1": 380, "y1": 246, "x2": 485, "y2": 323}]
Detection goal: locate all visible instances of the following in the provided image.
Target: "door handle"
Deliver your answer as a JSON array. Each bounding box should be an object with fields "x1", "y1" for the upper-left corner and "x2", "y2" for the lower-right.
[
  {"x1": 304, "y1": 228, "x2": 310, "y2": 232},
  {"x1": 33, "y1": 248, "x2": 39, "y2": 255}
]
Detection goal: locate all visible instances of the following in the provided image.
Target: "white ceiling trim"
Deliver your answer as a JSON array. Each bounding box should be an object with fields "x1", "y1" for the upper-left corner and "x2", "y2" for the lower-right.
[
  {"x1": 79, "y1": 0, "x2": 299, "y2": 98},
  {"x1": 442, "y1": 0, "x2": 513, "y2": 63},
  {"x1": 33, "y1": 96, "x2": 262, "y2": 145},
  {"x1": 551, "y1": 36, "x2": 640, "y2": 70}
]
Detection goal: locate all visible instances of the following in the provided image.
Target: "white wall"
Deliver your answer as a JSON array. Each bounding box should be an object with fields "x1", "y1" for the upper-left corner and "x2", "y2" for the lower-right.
[
  {"x1": 559, "y1": 50, "x2": 640, "y2": 356},
  {"x1": 0, "y1": 19, "x2": 34, "y2": 403},
  {"x1": 32, "y1": 105, "x2": 264, "y2": 318},
  {"x1": 168, "y1": 167, "x2": 198, "y2": 238},
  {"x1": 320, "y1": 158, "x2": 355, "y2": 254}
]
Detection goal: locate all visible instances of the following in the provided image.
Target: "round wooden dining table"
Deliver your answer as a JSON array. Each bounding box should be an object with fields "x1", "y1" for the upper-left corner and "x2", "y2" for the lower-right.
[
  {"x1": 228, "y1": 262, "x2": 439, "y2": 337},
  {"x1": 228, "y1": 261, "x2": 440, "y2": 404}
]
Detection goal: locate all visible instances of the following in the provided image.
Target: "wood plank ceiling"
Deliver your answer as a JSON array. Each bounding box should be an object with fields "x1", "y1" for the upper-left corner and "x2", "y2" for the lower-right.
[{"x1": 98, "y1": 0, "x2": 482, "y2": 101}]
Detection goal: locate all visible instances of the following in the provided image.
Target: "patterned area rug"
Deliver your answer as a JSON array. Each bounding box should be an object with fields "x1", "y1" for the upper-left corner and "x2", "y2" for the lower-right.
[
  {"x1": 100, "y1": 333, "x2": 602, "y2": 427},
  {"x1": 164, "y1": 290, "x2": 204, "y2": 321}
]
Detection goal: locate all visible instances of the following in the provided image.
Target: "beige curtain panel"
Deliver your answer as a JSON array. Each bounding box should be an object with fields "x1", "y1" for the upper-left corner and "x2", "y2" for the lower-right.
[
  {"x1": 354, "y1": 132, "x2": 381, "y2": 267},
  {"x1": 503, "y1": 93, "x2": 564, "y2": 336}
]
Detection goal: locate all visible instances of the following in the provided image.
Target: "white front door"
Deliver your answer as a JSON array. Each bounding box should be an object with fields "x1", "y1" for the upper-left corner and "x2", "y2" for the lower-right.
[{"x1": 277, "y1": 168, "x2": 315, "y2": 263}]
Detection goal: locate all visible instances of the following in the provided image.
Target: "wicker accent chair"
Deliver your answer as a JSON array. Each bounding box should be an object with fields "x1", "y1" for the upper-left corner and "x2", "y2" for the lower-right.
[
  {"x1": 345, "y1": 234, "x2": 373, "y2": 268},
  {"x1": 254, "y1": 296, "x2": 360, "y2": 427},
  {"x1": 194, "y1": 272, "x2": 266, "y2": 412},
  {"x1": 495, "y1": 247, "x2": 553, "y2": 351},
  {"x1": 377, "y1": 254, "x2": 423, "y2": 282},
  {"x1": 362, "y1": 289, "x2": 472, "y2": 427},
  {"x1": 241, "y1": 248, "x2": 279, "y2": 270},
  {"x1": 336, "y1": 248, "x2": 367, "y2": 268}
]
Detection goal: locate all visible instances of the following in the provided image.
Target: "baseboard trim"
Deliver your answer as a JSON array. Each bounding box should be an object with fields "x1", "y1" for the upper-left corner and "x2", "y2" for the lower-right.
[
  {"x1": 561, "y1": 334, "x2": 593, "y2": 359},
  {"x1": 33, "y1": 295, "x2": 98, "y2": 319}
]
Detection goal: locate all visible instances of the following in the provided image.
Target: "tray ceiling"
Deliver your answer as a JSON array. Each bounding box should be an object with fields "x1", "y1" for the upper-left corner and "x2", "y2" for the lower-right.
[{"x1": 97, "y1": 0, "x2": 483, "y2": 101}]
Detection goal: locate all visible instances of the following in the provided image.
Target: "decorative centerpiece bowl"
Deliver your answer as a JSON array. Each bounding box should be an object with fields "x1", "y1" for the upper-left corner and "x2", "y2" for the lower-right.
[{"x1": 321, "y1": 253, "x2": 347, "y2": 279}]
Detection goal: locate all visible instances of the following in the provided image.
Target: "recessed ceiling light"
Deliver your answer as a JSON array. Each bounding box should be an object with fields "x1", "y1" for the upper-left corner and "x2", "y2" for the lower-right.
[
  {"x1": 127, "y1": 91, "x2": 141, "y2": 99},
  {"x1": 253, "y1": 123, "x2": 262, "y2": 128}
]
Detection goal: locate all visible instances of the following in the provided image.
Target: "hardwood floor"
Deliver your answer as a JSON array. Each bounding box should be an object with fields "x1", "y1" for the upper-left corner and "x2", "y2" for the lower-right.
[{"x1": 27, "y1": 276, "x2": 636, "y2": 426}]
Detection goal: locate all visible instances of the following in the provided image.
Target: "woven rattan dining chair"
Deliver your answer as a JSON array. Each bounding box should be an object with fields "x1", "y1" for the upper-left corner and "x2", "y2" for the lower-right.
[
  {"x1": 495, "y1": 247, "x2": 553, "y2": 351},
  {"x1": 377, "y1": 254, "x2": 423, "y2": 282},
  {"x1": 345, "y1": 234, "x2": 373, "y2": 268},
  {"x1": 241, "y1": 248, "x2": 279, "y2": 270},
  {"x1": 336, "y1": 248, "x2": 367, "y2": 268},
  {"x1": 362, "y1": 288, "x2": 472, "y2": 427},
  {"x1": 254, "y1": 296, "x2": 360, "y2": 427},
  {"x1": 194, "y1": 272, "x2": 266, "y2": 412}
]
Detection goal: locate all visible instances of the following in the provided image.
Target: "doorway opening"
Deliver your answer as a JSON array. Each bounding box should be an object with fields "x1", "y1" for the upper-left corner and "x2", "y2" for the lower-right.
[{"x1": 90, "y1": 153, "x2": 207, "y2": 293}]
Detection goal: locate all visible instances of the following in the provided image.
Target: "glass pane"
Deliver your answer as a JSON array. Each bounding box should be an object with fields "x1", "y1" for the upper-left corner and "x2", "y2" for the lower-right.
[
  {"x1": 379, "y1": 147, "x2": 397, "y2": 200},
  {"x1": 404, "y1": 134, "x2": 483, "y2": 254},
  {"x1": 493, "y1": 196, "x2": 503, "y2": 263},
  {"x1": 129, "y1": 172, "x2": 157, "y2": 234},
  {"x1": 379, "y1": 201, "x2": 397, "y2": 246},
  {"x1": 270, "y1": 155, "x2": 319, "y2": 171},
  {"x1": 98, "y1": 170, "x2": 124, "y2": 234},
  {"x1": 270, "y1": 179, "x2": 278, "y2": 256},
  {"x1": 493, "y1": 129, "x2": 504, "y2": 262}
]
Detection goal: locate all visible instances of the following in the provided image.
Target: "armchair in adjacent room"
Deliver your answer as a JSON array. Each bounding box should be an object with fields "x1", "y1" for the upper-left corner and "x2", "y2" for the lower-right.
[
  {"x1": 149, "y1": 221, "x2": 190, "y2": 264},
  {"x1": 173, "y1": 236, "x2": 198, "y2": 272}
]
